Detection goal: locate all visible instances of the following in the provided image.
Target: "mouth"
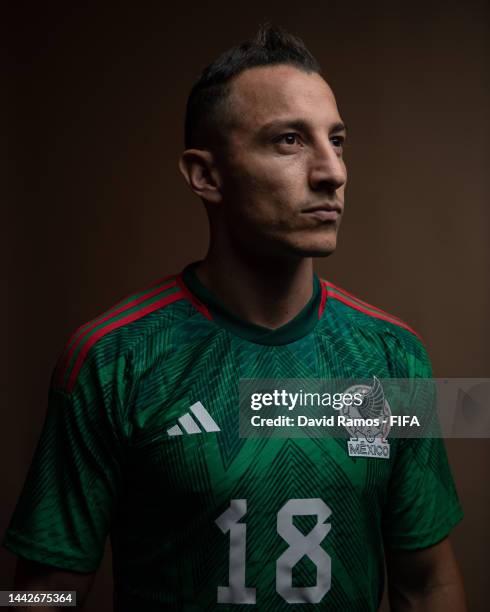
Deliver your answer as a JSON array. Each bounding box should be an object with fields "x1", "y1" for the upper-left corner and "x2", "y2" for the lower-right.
[{"x1": 301, "y1": 203, "x2": 342, "y2": 222}]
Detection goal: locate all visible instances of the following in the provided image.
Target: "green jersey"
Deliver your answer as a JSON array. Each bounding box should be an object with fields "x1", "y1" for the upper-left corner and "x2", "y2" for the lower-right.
[{"x1": 3, "y1": 262, "x2": 463, "y2": 611}]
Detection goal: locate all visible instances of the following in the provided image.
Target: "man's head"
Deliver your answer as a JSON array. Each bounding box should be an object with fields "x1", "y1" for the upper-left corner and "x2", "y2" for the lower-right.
[{"x1": 179, "y1": 24, "x2": 347, "y2": 260}]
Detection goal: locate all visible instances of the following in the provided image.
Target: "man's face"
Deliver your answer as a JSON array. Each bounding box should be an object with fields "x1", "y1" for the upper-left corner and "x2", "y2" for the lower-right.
[{"x1": 214, "y1": 64, "x2": 347, "y2": 259}]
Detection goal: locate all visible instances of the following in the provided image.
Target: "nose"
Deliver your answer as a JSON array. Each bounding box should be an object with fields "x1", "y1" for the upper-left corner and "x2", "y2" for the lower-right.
[{"x1": 308, "y1": 139, "x2": 347, "y2": 192}]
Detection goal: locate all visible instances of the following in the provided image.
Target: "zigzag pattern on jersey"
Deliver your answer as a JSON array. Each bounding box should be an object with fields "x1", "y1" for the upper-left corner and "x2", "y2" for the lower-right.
[
  {"x1": 215, "y1": 336, "x2": 325, "y2": 470},
  {"x1": 53, "y1": 275, "x2": 190, "y2": 393},
  {"x1": 321, "y1": 279, "x2": 423, "y2": 341},
  {"x1": 172, "y1": 435, "x2": 383, "y2": 611},
  {"x1": 154, "y1": 328, "x2": 390, "y2": 609}
]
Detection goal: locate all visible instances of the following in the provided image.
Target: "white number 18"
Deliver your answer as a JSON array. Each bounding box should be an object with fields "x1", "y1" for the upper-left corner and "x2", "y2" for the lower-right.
[{"x1": 215, "y1": 498, "x2": 332, "y2": 605}]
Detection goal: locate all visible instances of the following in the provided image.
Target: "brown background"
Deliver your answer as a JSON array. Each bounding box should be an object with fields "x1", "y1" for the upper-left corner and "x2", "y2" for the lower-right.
[{"x1": 4, "y1": 2, "x2": 490, "y2": 610}]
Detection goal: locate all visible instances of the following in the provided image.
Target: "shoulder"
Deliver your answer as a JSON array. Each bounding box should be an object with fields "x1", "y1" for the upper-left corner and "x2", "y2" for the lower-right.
[
  {"x1": 52, "y1": 273, "x2": 196, "y2": 394},
  {"x1": 320, "y1": 278, "x2": 431, "y2": 375}
]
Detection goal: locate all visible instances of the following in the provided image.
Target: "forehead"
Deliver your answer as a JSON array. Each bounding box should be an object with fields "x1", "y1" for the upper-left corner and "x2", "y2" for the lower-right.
[{"x1": 226, "y1": 64, "x2": 341, "y2": 132}]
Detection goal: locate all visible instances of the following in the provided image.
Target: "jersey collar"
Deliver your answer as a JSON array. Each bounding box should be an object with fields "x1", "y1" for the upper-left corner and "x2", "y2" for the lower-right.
[{"x1": 179, "y1": 261, "x2": 324, "y2": 345}]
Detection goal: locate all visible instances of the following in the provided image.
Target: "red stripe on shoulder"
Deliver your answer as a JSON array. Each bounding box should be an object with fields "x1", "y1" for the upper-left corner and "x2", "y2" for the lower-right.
[
  {"x1": 322, "y1": 280, "x2": 406, "y2": 322},
  {"x1": 65, "y1": 290, "x2": 185, "y2": 393},
  {"x1": 321, "y1": 280, "x2": 424, "y2": 342},
  {"x1": 318, "y1": 280, "x2": 328, "y2": 318},
  {"x1": 54, "y1": 277, "x2": 178, "y2": 388},
  {"x1": 176, "y1": 273, "x2": 212, "y2": 320},
  {"x1": 72, "y1": 274, "x2": 177, "y2": 343}
]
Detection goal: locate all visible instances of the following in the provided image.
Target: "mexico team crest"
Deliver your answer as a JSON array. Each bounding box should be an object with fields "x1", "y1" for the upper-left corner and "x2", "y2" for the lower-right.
[{"x1": 341, "y1": 377, "x2": 391, "y2": 459}]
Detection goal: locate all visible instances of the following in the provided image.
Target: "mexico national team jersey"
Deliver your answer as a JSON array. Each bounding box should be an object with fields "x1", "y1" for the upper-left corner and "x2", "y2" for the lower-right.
[{"x1": 3, "y1": 262, "x2": 463, "y2": 611}]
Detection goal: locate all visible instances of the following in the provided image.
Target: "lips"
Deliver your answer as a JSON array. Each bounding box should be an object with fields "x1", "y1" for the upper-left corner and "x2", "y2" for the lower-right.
[{"x1": 302, "y1": 203, "x2": 342, "y2": 221}]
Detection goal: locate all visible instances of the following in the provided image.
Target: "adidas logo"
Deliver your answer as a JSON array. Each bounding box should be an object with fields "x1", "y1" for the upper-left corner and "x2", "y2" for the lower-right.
[{"x1": 167, "y1": 401, "x2": 221, "y2": 437}]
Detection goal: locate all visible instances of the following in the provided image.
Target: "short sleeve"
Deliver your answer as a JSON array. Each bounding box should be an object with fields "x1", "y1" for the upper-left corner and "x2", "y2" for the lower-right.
[
  {"x1": 2, "y1": 352, "x2": 129, "y2": 572},
  {"x1": 382, "y1": 336, "x2": 464, "y2": 550}
]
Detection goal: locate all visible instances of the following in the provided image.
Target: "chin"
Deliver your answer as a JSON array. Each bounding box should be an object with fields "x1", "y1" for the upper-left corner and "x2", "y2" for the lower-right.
[
  {"x1": 287, "y1": 231, "x2": 339, "y2": 258},
  {"x1": 302, "y1": 245, "x2": 337, "y2": 257},
  {"x1": 248, "y1": 227, "x2": 339, "y2": 259},
  {"x1": 282, "y1": 242, "x2": 337, "y2": 259}
]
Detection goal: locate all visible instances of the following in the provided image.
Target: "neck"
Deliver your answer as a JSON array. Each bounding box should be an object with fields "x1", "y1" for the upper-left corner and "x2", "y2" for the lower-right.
[{"x1": 195, "y1": 244, "x2": 315, "y2": 330}]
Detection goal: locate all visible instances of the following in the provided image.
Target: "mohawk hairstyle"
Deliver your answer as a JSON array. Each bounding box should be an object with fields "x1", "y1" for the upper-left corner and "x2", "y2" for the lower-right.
[{"x1": 184, "y1": 23, "x2": 322, "y2": 150}]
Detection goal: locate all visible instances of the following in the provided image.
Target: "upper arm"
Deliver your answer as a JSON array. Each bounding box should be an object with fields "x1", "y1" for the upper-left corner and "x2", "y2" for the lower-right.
[
  {"x1": 385, "y1": 536, "x2": 460, "y2": 591},
  {"x1": 14, "y1": 557, "x2": 96, "y2": 609},
  {"x1": 385, "y1": 537, "x2": 467, "y2": 610}
]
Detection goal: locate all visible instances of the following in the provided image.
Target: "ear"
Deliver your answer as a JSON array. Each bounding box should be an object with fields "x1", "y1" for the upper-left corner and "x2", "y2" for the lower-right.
[{"x1": 178, "y1": 149, "x2": 223, "y2": 204}]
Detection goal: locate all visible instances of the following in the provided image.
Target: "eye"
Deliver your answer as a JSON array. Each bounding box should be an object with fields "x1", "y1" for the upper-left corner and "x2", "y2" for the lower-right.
[
  {"x1": 330, "y1": 135, "x2": 345, "y2": 151},
  {"x1": 276, "y1": 133, "x2": 301, "y2": 146}
]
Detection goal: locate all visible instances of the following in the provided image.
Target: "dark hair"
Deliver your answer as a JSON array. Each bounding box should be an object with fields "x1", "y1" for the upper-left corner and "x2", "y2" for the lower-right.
[{"x1": 184, "y1": 23, "x2": 322, "y2": 151}]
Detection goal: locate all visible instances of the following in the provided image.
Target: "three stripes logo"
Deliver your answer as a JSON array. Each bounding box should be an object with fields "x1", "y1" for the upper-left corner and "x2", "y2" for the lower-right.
[{"x1": 167, "y1": 401, "x2": 221, "y2": 437}]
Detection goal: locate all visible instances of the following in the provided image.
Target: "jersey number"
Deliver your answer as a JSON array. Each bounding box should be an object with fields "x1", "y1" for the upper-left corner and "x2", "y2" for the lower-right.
[{"x1": 215, "y1": 498, "x2": 332, "y2": 605}]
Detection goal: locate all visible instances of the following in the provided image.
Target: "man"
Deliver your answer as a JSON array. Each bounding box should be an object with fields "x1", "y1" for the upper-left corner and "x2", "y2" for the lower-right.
[{"x1": 4, "y1": 24, "x2": 466, "y2": 611}]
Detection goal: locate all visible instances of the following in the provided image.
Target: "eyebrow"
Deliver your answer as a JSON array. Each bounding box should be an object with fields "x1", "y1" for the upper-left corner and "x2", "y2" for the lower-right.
[{"x1": 257, "y1": 118, "x2": 348, "y2": 137}]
